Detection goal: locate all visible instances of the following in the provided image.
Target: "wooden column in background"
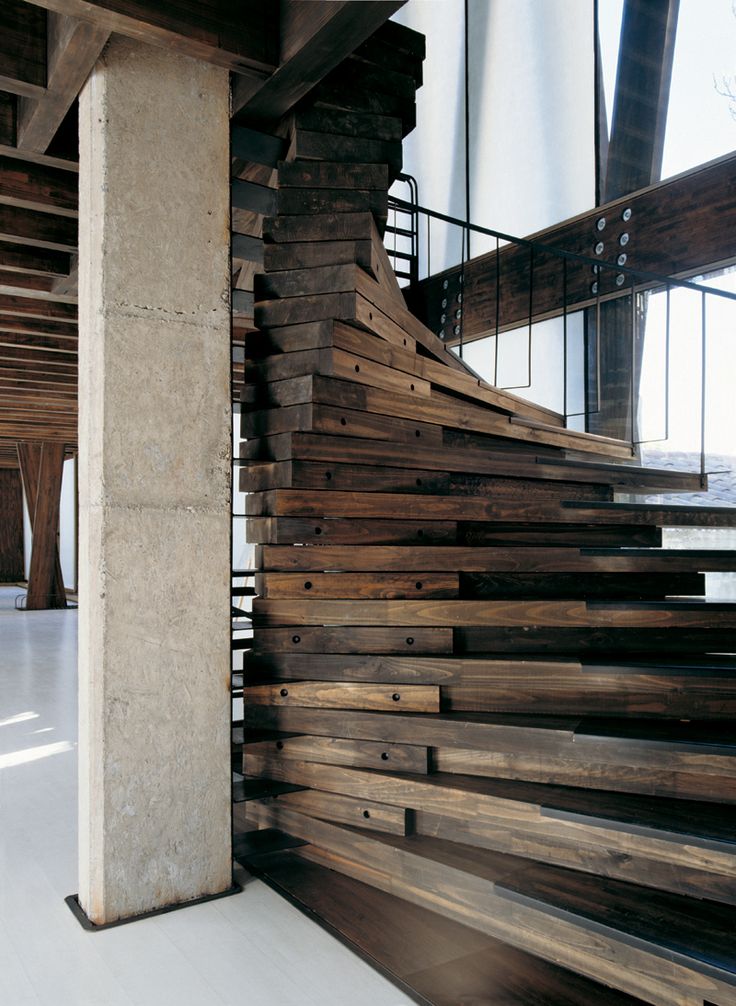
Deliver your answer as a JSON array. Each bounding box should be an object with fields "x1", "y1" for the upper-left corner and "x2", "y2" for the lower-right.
[
  {"x1": 16, "y1": 441, "x2": 67, "y2": 609},
  {"x1": 0, "y1": 468, "x2": 25, "y2": 582}
]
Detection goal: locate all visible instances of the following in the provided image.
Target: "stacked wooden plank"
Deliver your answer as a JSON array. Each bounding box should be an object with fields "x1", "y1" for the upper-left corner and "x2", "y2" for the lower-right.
[{"x1": 238, "y1": 21, "x2": 736, "y2": 1006}]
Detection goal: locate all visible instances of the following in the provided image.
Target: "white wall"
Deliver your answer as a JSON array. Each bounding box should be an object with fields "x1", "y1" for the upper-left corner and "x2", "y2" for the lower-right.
[{"x1": 392, "y1": 0, "x2": 596, "y2": 271}]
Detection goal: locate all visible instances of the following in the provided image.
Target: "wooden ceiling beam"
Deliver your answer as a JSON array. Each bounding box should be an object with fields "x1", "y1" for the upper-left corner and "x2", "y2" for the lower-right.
[
  {"x1": 0, "y1": 203, "x2": 77, "y2": 250},
  {"x1": 17, "y1": 14, "x2": 110, "y2": 154},
  {"x1": 0, "y1": 239, "x2": 71, "y2": 276},
  {"x1": 20, "y1": 0, "x2": 278, "y2": 76},
  {"x1": 0, "y1": 390, "x2": 77, "y2": 406},
  {"x1": 0, "y1": 346, "x2": 75, "y2": 366},
  {"x1": 0, "y1": 154, "x2": 78, "y2": 215},
  {"x1": 233, "y1": 0, "x2": 405, "y2": 122},
  {"x1": 0, "y1": 426, "x2": 75, "y2": 441},
  {"x1": 409, "y1": 151, "x2": 736, "y2": 346},
  {"x1": 0, "y1": 1, "x2": 47, "y2": 100},
  {"x1": 0, "y1": 292, "x2": 77, "y2": 321},
  {"x1": 0, "y1": 320, "x2": 77, "y2": 342},
  {"x1": 0, "y1": 270, "x2": 61, "y2": 293}
]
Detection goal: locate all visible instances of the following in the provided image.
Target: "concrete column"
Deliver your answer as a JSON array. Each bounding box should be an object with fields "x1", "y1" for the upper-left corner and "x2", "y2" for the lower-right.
[{"x1": 77, "y1": 38, "x2": 232, "y2": 925}]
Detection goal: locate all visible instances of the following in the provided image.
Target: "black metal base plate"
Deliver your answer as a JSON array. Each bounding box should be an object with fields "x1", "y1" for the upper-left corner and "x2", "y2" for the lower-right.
[{"x1": 65, "y1": 883, "x2": 242, "y2": 931}]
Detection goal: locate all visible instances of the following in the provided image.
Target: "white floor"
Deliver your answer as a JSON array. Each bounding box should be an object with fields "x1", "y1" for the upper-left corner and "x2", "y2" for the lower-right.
[{"x1": 0, "y1": 587, "x2": 413, "y2": 1006}]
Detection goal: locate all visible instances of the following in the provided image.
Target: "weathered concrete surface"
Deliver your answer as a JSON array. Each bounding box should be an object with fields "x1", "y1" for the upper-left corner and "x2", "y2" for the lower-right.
[{"x1": 77, "y1": 37, "x2": 231, "y2": 924}]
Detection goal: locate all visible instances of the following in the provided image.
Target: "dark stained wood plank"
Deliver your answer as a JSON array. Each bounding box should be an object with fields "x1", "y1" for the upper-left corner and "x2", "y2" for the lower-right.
[
  {"x1": 408, "y1": 152, "x2": 736, "y2": 346},
  {"x1": 240, "y1": 849, "x2": 650, "y2": 1006},
  {"x1": 17, "y1": 439, "x2": 66, "y2": 607},
  {"x1": 243, "y1": 681, "x2": 440, "y2": 713},
  {"x1": 0, "y1": 155, "x2": 77, "y2": 215},
  {"x1": 17, "y1": 14, "x2": 110, "y2": 154},
  {"x1": 0, "y1": 467, "x2": 24, "y2": 579},
  {"x1": 0, "y1": 238, "x2": 71, "y2": 276},
  {"x1": 0, "y1": 203, "x2": 76, "y2": 250},
  {"x1": 232, "y1": 1, "x2": 405, "y2": 120},
  {"x1": 0, "y1": 93, "x2": 16, "y2": 148},
  {"x1": 255, "y1": 790, "x2": 410, "y2": 835},
  {"x1": 604, "y1": 0, "x2": 679, "y2": 200},
  {"x1": 256, "y1": 571, "x2": 458, "y2": 599},
  {"x1": 255, "y1": 544, "x2": 736, "y2": 574},
  {"x1": 20, "y1": 0, "x2": 277, "y2": 75},
  {"x1": 250, "y1": 625, "x2": 453, "y2": 654},
  {"x1": 0, "y1": 1, "x2": 47, "y2": 100},
  {"x1": 0, "y1": 293, "x2": 76, "y2": 321},
  {"x1": 243, "y1": 734, "x2": 430, "y2": 774}
]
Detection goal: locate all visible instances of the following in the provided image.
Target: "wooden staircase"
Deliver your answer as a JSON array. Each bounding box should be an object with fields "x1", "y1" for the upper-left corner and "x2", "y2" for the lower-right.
[{"x1": 235, "y1": 21, "x2": 736, "y2": 1006}]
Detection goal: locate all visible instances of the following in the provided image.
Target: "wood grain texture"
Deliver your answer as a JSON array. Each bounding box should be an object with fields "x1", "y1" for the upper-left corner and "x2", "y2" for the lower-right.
[
  {"x1": 0, "y1": 467, "x2": 24, "y2": 579},
  {"x1": 239, "y1": 33, "x2": 736, "y2": 1006},
  {"x1": 17, "y1": 439, "x2": 66, "y2": 607}
]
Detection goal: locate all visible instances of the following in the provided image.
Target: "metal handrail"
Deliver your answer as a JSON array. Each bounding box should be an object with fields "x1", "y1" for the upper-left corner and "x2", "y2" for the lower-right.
[
  {"x1": 386, "y1": 193, "x2": 735, "y2": 483},
  {"x1": 388, "y1": 195, "x2": 736, "y2": 302}
]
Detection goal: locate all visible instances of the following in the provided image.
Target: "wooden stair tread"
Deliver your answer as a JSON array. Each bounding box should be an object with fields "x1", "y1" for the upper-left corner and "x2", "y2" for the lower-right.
[
  {"x1": 349, "y1": 828, "x2": 736, "y2": 982},
  {"x1": 245, "y1": 704, "x2": 736, "y2": 759},
  {"x1": 565, "y1": 499, "x2": 736, "y2": 516},
  {"x1": 418, "y1": 772, "x2": 736, "y2": 847},
  {"x1": 256, "y1": 544, "x2": 736, "y2": 572},
  {"x1": 236, "y1": 844, "x2": 653, "y2": 1006},
  {"x1": 243, "y1": 430, "x2": 710, "y2": 495},
  {"x1": 573, "y1": 716, "x2": 736, "y2": 750}
]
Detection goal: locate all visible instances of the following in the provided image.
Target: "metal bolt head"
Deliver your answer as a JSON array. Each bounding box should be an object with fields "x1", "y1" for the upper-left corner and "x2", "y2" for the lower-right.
[
  {"x1": 616, "y1": 273, "x2": 625, "y2": 286},
  {"x1": 438, "y1": 328, "x2": 445, "y2": 339},
  {"x1": 619, "y1": 232, "x2": 629, "y2": 246},
  {"x1": 455, "y1": 308, "x2": 462, "y2": 319},
  {"x1": 457, "y1": 292, "x2": 463, "y2": 303},
  {"x1": 594, "y1": 241, "x2": 604, "y2": 255},
  {"x1": 617, "y1": 252, "x2": 627, "y2": 266},
  {"x1": 441, "y1": 298, "x2": 448, "y2": 309},
  {"x1": 622, "y1": 207, "x2": 632, "y2": 221},
  {"x1": 442, "y1": 279, "x2": 449, "y2": 289},
  {"x1": 596, "y1": 216, "x2": 606, "y2": 231},
  {"x1": 591, "y1": 281, "x2": 599, "y2": 294},
  {"x1": 592, "y1": 265, "x2": 599, "y2": 275},
  {"x1": 440, "y1": 313, "x2": 446, "y2": 324},
  {"x1": 453, "y1": 324, "x2": 461, "y2": 335}
]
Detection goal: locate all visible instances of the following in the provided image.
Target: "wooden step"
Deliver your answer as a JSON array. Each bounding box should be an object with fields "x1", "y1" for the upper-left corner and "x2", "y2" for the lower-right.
[
  {"x1": 244, "y1": 485, "x2": 736, "y2": 527},
  {"x1": 255, "y1": 544, "x2": 736, "y2": 573},
  {"x1": 243, "y1": 706, "x2": 736, "y2": 803},
  {"x1": 240, "y1": 459, "x2": 613, "y2": 502},
  {"x1": 243, "y1": 755, "x2": 736, "y2": 904},
  {"x1": 240, "y1": 428, "x2": 702, "y2": 493},
  {"x1": 254, "y1": 569, "x2": 704, "y2": 600},
  {"x1": 244, "y1": 808, "x2": 736, "y2": 1006},
  {"x1": 243, "y1": 651, "x2": 736, "y2": 719},
  {"x1": 241, "y1": 385, "x2": 632, "y2": 458},
  {"x1": 234, "y1": 842, "x2": 652, "y2": 1006},
  {"x1": 564, "y1": 499, "x2": 736, "y2": 526}
]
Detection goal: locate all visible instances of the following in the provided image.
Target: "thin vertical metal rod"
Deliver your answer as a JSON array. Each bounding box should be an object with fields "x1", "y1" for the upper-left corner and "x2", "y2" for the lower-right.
[
  {"x1": 562, "y1": 257, "x2": 568, "y2": 423},
  {"x1": 494, "y1": 236, "x2": 500, "y2": 386},
  {"x1": 595, "y1": 274, "x2": 602, "y2": 414},
  {"x1": 527, "y1": 245, "x2": 534, "y2": 388},
  {"x1": 701, "y1": 292, "x2": 707, "y2": 483},
  {"x1": 630, "y1": 276, "x2": 637, "y2": 451},
  {"x1": 458, "y1": 224, "x2": 465, "y2": 358},
  {"x1": 463, "y1": 0, "x2": 471, "y2": 261},
  {"x1": 426, "y1": 211, "x2": 431, "y2": 281},
  {"x1": 664, "y1": 285, "x2": 670, "y2": 441}
]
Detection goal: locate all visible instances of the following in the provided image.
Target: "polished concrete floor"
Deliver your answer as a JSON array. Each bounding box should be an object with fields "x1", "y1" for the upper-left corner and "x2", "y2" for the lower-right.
[{"x1": 0, "y1": 587, "x2": 413, "y2": 1006}]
